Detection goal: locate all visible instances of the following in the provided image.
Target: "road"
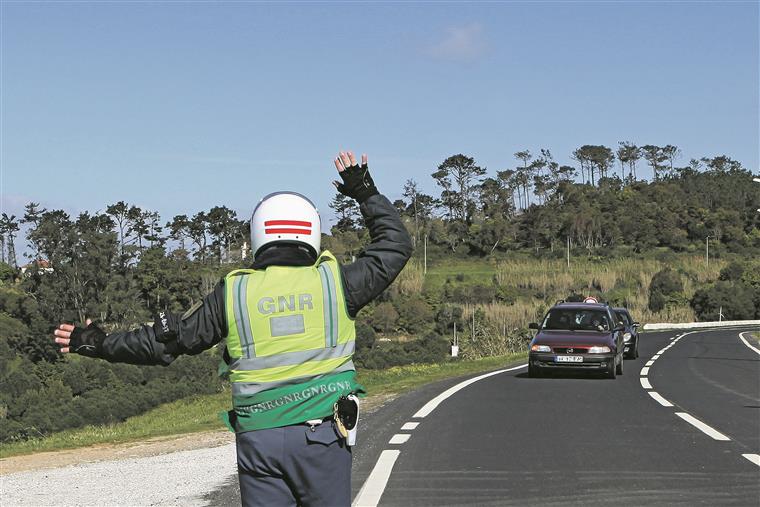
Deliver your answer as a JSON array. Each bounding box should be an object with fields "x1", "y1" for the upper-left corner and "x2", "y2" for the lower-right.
[
  {"x1": 4, "y1": 328, "x2": 758, "y2": 506},
  {"x1": 350, "y1": 328, "x2": 760, "y2": 506}
]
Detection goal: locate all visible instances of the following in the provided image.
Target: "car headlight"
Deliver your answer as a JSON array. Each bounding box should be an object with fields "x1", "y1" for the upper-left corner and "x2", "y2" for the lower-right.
[
  {"x1": 531, "y1": 345, "x2": 551, "y2": 352},
  {"x1": 623, "y1": 332, "x2": 632, "y2": 342},
  {"x1": 588, "y1": 346, "x2": 611, "y2": 353}
]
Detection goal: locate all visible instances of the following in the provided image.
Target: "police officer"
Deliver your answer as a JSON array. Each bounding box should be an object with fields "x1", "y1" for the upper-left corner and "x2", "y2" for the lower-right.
[{"x1": 53, "y1": 150, "x2": 413, "y2": 507}]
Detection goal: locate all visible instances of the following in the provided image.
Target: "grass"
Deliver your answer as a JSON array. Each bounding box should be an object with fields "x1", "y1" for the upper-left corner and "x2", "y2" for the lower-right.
[
  {"x1": 433, "y1": 255, "x2": 725, "y2": 335},
  {"x1": 0, "y1": 353, "x2": 526, "y2": 459}
]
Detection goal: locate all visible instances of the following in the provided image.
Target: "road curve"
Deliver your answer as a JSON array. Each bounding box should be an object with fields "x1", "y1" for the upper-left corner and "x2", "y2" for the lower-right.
[{"x1": 352, "y1": 328, "x2": 760, "y2": 506}]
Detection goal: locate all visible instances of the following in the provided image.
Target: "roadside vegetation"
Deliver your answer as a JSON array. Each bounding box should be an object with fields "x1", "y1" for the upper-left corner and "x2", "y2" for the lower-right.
[
  {"x1": 1, "y1": 144, "x2": 757, "y2": 448},
  {"x1": 0, "y1": 353, "x2": 525, "y2": 458}
]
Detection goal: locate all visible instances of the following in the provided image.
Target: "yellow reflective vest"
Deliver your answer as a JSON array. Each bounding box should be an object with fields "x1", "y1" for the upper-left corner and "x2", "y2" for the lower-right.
[{"x1": 220, "y1": 251, "x2": 363, "y2": 432}]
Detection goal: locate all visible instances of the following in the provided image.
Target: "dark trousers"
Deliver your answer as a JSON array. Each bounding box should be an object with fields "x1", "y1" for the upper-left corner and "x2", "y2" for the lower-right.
[{"x1": 236, "y1": 421, "x2": 352, "y2": 507}]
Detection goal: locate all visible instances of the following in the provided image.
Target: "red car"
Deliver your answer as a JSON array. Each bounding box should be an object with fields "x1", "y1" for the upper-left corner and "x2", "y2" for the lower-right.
[{"x1": 528, "y1": 302, "x2": 625, "y2": 379}]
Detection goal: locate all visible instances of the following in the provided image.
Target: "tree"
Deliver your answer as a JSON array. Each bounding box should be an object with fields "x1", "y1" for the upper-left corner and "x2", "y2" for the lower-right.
[
  {"x1": 617, "y1": 141, "x2": 641, "y2": 181},
  {"x1": 661, "y1": 145, "x2": 681, "y2": 176},
  {"x1": 402, "y1": 179, "x2": 421, "y2": 246},
  {"x1": 187, "y1": 212, "x2": 209, "y2": 262},
  {"x1": 328, "y1": 193, "x2": 360, "y2": 233},
  {"x1": 641, "y1": 145, "x2": 666, "y2": 181},
  {"x1": 0, "y1": 214, "x2": 19, "y2": 268},
  {"x1": 432, "y1": 154, "x2": 486, "y2": 224},
  {"x1": 168, "y1": 215, "x2": 190, "y2": 252}
]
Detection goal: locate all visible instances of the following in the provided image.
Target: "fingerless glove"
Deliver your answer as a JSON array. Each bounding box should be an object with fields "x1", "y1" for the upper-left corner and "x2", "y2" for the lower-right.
[
  {"x1": 69, "y1": 322, "x2": 107, "y2": 358},
  {"x1": 336, "y1": 163, "x2": 379, "y2": 203}
]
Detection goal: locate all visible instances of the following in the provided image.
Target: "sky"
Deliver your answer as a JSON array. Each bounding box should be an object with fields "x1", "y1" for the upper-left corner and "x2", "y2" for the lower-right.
[{"x1": 2, "y1": 1, "x2": 758, "y2": 245}]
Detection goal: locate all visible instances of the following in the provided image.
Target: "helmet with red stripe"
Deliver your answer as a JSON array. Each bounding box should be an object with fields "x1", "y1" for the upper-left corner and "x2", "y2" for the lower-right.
[{"x1": 250, "y1": 191, "x2": 321, "y2": 259}]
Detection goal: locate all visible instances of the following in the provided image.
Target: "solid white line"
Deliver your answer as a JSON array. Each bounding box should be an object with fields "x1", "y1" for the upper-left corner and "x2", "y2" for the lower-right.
[
  {"x1": 742, "y1": 454, "x2": 760, "y2": 466},
  {"x1": 640, "y1": 366, "x2": 650, "y2": 376},
  {"x1": 645, "y1": 360, "x2": 655, "y2": 367},
  {"x1": 400, "y1": 422, "x2": 419, "y2": 431},
  {"x1": 738, "y1": 332, "x2": 760, "y2": 355},
  {"x1": 648, "y1": 391, "x2": 673, "y2": 407},
  {"x1": 640, "y1": 377, "x2": 652, "y2": 389},
  {"x1": 413, "y1": 364, "x2": 527, "y2": 418},
  {"x1": 388, "y1": 434, "x2": 410, "y2": 445},
  {"x1": 676, "y1": 412, "x2": 731, "y2": 441},
  {"x1": 352, "y1": 450, "x2": 401, "y2": 507}
]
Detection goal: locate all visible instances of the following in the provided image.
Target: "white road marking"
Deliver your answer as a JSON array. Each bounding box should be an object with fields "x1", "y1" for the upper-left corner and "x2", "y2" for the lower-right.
[
  {"x1": 400, "y1": 422, "x2": 419, "y2": 431},
  {"x1": 657, "y1": 349, "x2": 666, "y2": 355},
  {"x1": 388, "y1": 434, "x2": 410, "y2": 444},
  {"x1": 355, "y1": 364, "x2": 527, "y2": 505},
  {"x1": 640, "y1": 377, "x2": 652, "y2": 389},
  {"x1": 645, "y1": 360, "x2": 655, "y2": 367},
  {"x1": 352, "y1": 450, "x2": 401, "y2": 507},
  {"x1": 640, "y1": 366, "x2": 650, "y2": 376},
  {"x1": 413, "y1": 364, "x2": 527, "y2": 418},
  {"x1": 742, "y1": 454, "x2": 760, "y2": 466},
  {"x1": 676, "y1": 412, "x2": 731, "y2": 441},
  {"x1": 738, "y1": 332, "x2": 760, "y2": 355},
  {"x1": 651, "y1": 354, "x2": 660, "y2": 360},
  {"x1": 648, "y1": 391, "x2": 673, "y2": 407}
]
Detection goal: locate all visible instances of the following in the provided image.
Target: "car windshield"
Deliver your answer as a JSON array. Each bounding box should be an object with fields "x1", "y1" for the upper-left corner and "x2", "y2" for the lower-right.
[{"x1": 542, "y1": 309, "x2": 611, "y2": 331}]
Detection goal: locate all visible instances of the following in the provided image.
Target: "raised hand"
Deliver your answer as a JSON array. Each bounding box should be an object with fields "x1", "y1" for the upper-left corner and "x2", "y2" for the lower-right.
[{"x1": 332, "y1": 150, "x2": 378, "y2": 203}]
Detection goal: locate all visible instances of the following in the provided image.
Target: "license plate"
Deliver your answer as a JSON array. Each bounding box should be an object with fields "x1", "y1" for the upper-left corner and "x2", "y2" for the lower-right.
[{"x1": 556, "y1": 355, "x2": 583, "y2": 363}]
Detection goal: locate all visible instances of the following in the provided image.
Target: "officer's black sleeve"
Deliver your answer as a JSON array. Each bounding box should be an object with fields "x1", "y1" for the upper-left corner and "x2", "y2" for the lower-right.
[
  {"x1": 100, "y1": 282, "x2": 228, "y2": 365},
  {"x1": 339, "y1": 194, "x2": 414, "y2": 317}
]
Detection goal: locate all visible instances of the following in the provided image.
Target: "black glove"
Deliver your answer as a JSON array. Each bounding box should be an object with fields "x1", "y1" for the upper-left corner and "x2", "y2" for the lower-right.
[
  {"x1": 153, "y1": 310, "x2": 179, "y2": 343},
  {"x1": 335, "y1": 163, "x2": 379, "y2": 203},
  {"x1": 69, "y1": 322, "x2": 107, "y2": 358}
]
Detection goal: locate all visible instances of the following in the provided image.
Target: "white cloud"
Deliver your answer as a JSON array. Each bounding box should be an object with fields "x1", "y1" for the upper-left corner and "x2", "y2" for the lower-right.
[{"x1": 424, "y1": 23, "x2": 487, "y2": 62}]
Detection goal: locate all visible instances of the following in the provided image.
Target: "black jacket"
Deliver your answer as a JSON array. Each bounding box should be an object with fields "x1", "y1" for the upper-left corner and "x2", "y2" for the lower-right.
[{"x1": 99, "y1": 194, "x2": 413, "y2": 365}]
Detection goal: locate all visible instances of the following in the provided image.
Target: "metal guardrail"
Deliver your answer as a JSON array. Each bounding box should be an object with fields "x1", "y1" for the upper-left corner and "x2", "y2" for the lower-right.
[{"x1": 643, "y1": 320, "x2": 760, "y2": 331}]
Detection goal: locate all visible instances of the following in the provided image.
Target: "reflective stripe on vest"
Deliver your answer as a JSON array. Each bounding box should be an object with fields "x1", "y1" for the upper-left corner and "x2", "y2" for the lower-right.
[{"x1": 223, "y1": 250, "x2": 355, "y2": 393}]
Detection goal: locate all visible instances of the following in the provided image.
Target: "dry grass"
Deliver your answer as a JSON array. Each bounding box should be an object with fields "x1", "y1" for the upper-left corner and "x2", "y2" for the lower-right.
[
  {"x1": 457, "y1": 255, "x2": 726, "y2": 333},
  {"x1": 393, "y1": 261, "x2": 425, "y2": 296}
]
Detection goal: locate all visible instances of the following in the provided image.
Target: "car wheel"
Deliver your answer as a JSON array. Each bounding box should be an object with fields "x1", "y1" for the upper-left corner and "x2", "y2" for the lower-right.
[
  {"x1": 529, "y1": 363, "x2": 541, "y2": 378},
  {"x1": 616, "y1": 353, "x2": 624, "y2": 375},
  {"x1": 606, "y1": 359, "x2": 617, "y2": 379}
]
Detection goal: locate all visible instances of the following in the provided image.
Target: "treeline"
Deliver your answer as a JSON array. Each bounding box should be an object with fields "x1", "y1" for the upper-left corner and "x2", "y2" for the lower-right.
[{"x1": 0, "y1": 143, "x2": 757, "y2": 443}]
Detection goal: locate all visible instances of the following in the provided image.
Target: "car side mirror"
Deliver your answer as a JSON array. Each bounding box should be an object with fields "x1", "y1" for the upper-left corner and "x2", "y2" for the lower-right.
[{"x1": 528, "y1": 322, "x2": 539, "y2": 330}]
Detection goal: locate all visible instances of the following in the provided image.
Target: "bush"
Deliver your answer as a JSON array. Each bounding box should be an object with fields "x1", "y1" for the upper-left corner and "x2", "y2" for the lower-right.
[
  {"x1": 396, "y1": 296, "x2": 434, "y2": 334},
  {"x1": 369, "y1": 302, "x2": 399, "y2": 333},
  {"x1": 648, "y1": 268, "x2": 683, "y2": 312},
  {"x1": 690, "y1": 281, "x2": 756, "y2": 321}
]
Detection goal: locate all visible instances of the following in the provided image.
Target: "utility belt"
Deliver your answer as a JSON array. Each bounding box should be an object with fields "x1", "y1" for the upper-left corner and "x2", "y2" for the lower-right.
[{"x1": 305, "y1": 394, "x2": 360, "y2": 446}]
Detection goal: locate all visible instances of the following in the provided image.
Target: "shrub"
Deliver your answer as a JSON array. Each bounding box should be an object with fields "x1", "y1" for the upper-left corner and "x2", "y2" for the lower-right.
[
  {"x1": 690, "y1": 281, "x2": 756, "y2": 321},
  {"x1": 648, "y1": 268, "x2": 683, "y2": 312}
]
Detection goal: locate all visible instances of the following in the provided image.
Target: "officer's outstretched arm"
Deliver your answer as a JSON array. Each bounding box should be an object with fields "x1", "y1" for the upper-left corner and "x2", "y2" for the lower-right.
[
  {"x1": 333, "y1": 151, "x2": 414, "y2": 317},
  {"x1": 52, "y1": 282, "x2": 227, "y2": 365}
]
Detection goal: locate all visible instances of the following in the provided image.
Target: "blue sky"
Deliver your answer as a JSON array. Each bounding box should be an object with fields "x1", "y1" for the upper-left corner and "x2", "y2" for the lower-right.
[{"x1": 2, "y1": 1, "x2": 758, "y2": 240}]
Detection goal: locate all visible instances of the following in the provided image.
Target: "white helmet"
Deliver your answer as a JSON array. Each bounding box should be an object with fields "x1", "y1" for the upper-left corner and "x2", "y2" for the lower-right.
[{"x1": 250, "y1": 192, "x2": 321, "y2": 259}]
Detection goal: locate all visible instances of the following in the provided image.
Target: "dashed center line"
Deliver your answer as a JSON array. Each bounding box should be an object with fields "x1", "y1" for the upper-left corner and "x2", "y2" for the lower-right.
[
  {"x1": 400, "y1": 422, "x2": 419, "y2": 431},
  {"x1": 640, "y1": 366, "x2": 650, "y2": 376},
  {"x1": 388, "y1": 434, "x2": 410, "y2": 445},
  {"x1": 640, "y1": 377, "x2": 652, "y2": 389},
  {"x1": 741, "y1": 454, "x2": 760, "y2": 467},
  {"x1": 352, "y1": 450, "x2": 400, "y2": 507},
  {"x1": 648, "y1": 391, "x2": 673, "y2": 407},
  {"x1": 675, "y1": 412, "x2": 731, "y2": 441}
]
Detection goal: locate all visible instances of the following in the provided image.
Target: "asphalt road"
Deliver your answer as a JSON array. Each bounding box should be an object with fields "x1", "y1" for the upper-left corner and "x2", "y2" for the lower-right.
[
  {"x1": 208, "y1": 327, "x2": 759, "y2": 506},
  {"x1": 350, "y1": 328, "x2": 760, "y2": 507}
]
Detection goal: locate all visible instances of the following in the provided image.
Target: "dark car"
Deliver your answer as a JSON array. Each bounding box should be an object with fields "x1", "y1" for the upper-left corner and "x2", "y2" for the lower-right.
[
  {"x1": 528, "y1": 302, "x2": 626, "y2": 379},
  {"x1": 613, "y1": 307, "x2": 640, "y2": 359}
]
